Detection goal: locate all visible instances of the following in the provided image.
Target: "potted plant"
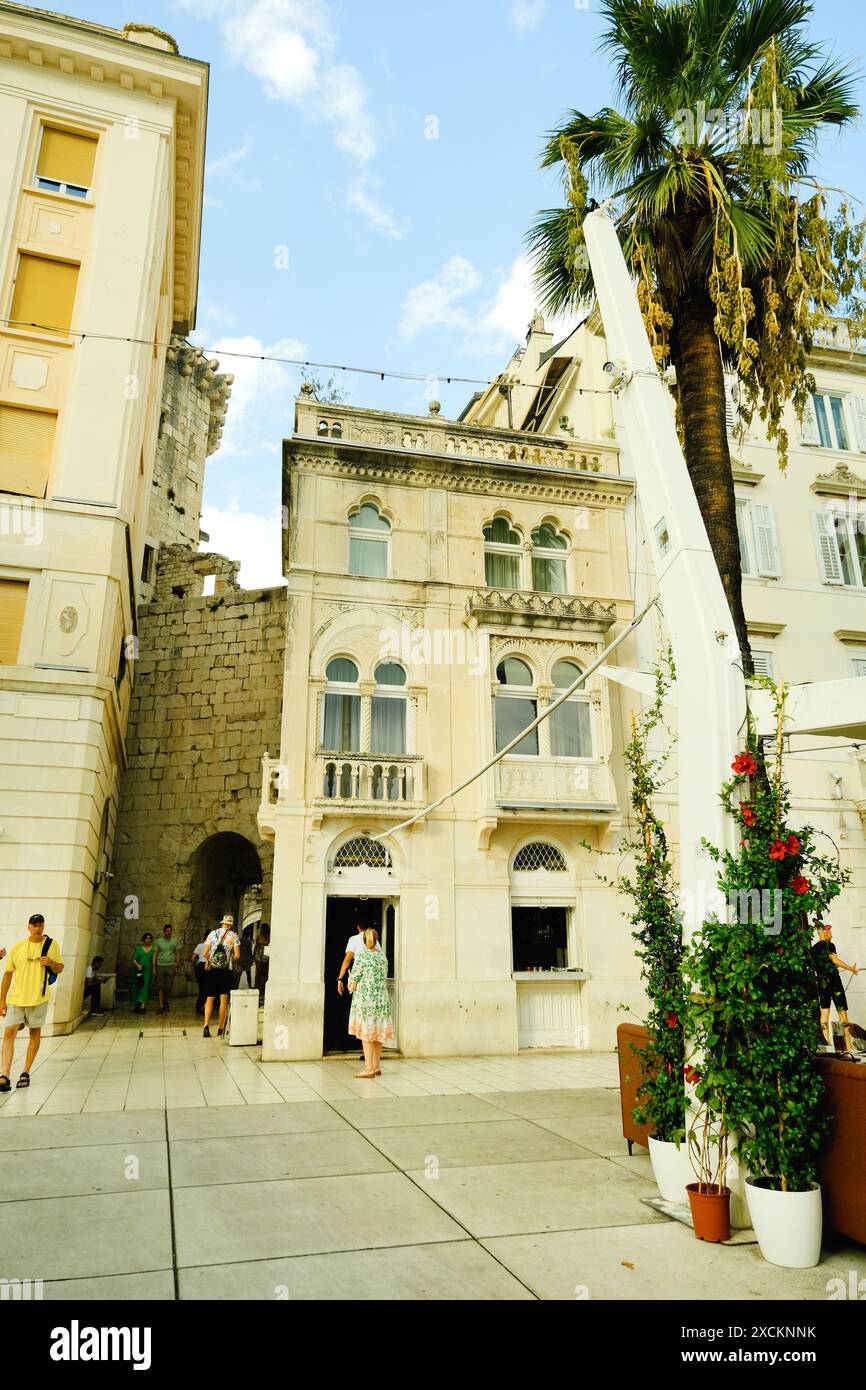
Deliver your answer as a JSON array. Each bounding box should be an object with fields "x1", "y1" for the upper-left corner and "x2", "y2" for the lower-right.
[
  {"x1": 695, "y1": 682, "x2": 850, "y2": 1267},
  {"x1": 684, "y1": 1082, "x2": 731, "y2": 1243},
  {"x1": 607, "y1": 660, "x2": 689, "y2": 1201}
]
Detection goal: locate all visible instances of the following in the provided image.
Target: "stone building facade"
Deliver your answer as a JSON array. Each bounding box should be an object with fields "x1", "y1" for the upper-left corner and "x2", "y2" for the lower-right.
[{"x1": 106, "y1": 543, "x2": 285, "y2": 980}]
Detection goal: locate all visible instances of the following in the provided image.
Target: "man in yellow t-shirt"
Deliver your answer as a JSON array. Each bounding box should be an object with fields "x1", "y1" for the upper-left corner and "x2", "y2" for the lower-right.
[{"x1": 0, "y1": 913, "x2": 64, "y2": 1091}]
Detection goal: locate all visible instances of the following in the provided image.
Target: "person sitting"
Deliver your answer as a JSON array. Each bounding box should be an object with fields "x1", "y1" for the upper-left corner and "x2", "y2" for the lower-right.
[{"x1": 84, "y1": 955, "x2": 108, "y2": 1016}]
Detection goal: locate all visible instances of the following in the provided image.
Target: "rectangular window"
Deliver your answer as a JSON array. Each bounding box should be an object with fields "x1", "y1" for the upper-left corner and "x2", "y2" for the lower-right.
[
  {"x1": 511, "y1": 906, "x2": 569, "y2": 972},
  {"x1": 531, "y1": 555, "x2": 567, "y2": 593},
  {"x1": 751, "y1": 649, "x2": 775, "y2": 678},
  {"x1": 495, "y1": 695, "x2": 538, "y2": 756},
  {"x1": 485, "y1": 550, "x2": 521, "y2": 587},
  {"x1": 851, "y1": 656, "x2": 866, "y2": 677},
  {"x1": 812, "y1": 393, "x2": 850, "y2": 451},
  {"x1": 550, "y1": 699, "x2": 593, "y2": 757},
  {"x1": 141, "y1": 544, "x2": 154, "y2": 584},
  {"x1": 370, "y1": 697, "x2": 406, "y2": 754},
  {"x1": 322, "y1": 692, "x2": 360, "y2": 751},
  {"x1": 0, "y1": 404, "x2": 57, "y2": 498},
  {"x1": 814, "y1": 510, "x2": 866, "y2": 587},
  {"x1": 348, "y1": 536, "x2": 388, "y2": 578},
  {"x1": 10, "y1": 253, "x2": 79, "y2": 334},
  {"x1": 736, "y1": 499, "x2": 781, "y2": 577},
  {"x1": 0, "y1": 578, "x2": 28, "y2": 664},
  {"x1": 35, "y1": 127, "x2": 97, "y2": 198}
]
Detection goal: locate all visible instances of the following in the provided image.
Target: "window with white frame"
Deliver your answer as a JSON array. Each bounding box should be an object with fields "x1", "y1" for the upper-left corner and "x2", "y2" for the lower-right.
[
  {"x1": 322, "y1": 657, "x2": 361, "y2": 751},
  {"x1": 370, "y1": 661, "x2": 407, "y2": 755},
  {"x1": 736, "y1": 499, "x2": 781, "y2": 577},
  {"x1": 801, "y1": 392, "x2": 866, "y2": 452},
  {"x1": 851, "y1": 654, "x2": 866, "y2": 677},
  {"x1": 549, "y1": 659, "x2": 593, "y2": 757},
  {"x1": 495, "y1": 657, "x2": 538, "y2": 755},
  {"x1": 484, "y1": 517, "x2": 523, "y2": 588},
  {"x1": 531, "y1": 523, "x2": 568, "y2": 593},
  {"x1": 812, "y1": 509, "x2": 866, "y2": 587},
  {"x1": 348, "y1": 503, "x2": 390, "y2": 578}
]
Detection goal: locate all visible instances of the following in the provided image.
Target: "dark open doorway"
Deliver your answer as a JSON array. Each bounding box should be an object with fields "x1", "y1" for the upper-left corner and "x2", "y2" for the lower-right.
[{"x1": 323, "y1": 897, "x2": 384, "y2": 1054}]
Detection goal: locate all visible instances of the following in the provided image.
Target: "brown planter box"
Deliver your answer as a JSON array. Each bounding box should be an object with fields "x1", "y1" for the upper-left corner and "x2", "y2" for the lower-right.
[
  {"x1": 616, "y1": 1022, "x2": 653, "y2": 1153},
  {"x1": 817, "y1": 1054, "x2": 866, "y2": 1245}
]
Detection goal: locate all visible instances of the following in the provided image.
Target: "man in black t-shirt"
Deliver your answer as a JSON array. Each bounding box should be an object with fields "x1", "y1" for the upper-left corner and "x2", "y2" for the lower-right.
[{"x1": 811, "y1": 922, "x2": 858, "y2": 1053}]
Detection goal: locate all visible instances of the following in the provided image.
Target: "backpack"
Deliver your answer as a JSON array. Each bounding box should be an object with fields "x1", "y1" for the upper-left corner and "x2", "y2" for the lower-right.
[
  {"x1": 39, "y1": 936, "x2": 57, "y2": 994},
  {"x1": 207, "y1": 930, "x2": 231, "y2": 971}
]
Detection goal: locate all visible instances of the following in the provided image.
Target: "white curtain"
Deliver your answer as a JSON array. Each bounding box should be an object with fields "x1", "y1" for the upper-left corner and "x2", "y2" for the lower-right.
[
  {"x1": 550, "y1": 699, "x2": 592, "y2": 757},
  {"x1": 485, "y1": 551, "x2": 520, "y2": 588},
  {"x1": 349, "y1": 536, "x2": 388, "y2": 577},
  {"x1": 371, "y1": 696, "x2": 406, "y2": 754},
  {"x1": 323, "y1": 693, "x2": 360, "y2": 751}
]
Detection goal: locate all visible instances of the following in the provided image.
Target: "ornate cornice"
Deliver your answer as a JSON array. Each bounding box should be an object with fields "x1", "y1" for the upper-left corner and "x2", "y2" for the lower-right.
[
  {"x1": 467, "y1": 589, "x2": 617, "y2": 633},
  {"x1": 731, "y1": 457, "x2": 765, "y2": 486},
  {"x1": 291, "y1": 450, "x2": 633, "y2": 507},
  {"x1": 810, "y1": 463, "x2": 866, "y2": 500}
]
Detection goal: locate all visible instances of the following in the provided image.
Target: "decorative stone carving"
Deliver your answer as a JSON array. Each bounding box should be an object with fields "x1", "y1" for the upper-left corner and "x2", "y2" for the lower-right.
[
  {"x1": 467, "y1": 588, "x2": 616, "y2": 633},
  {"x1": 811, "y1": 463, "x2": 866, "y2": 499},
  {"x1": 59, "y1": 605, "x2": 78, "y2": 634}
]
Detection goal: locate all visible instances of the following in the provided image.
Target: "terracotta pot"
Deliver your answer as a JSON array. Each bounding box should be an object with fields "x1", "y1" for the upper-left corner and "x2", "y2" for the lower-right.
[{"x1": 686, "y1": 1182, "x2": 731, "y2": 1242}]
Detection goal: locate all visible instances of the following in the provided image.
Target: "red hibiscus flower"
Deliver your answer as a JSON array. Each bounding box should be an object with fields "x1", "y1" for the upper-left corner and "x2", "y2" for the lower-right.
[
  {"x1": 666, "y1": 1012, "x2": 678, "y2": 1028},
  {"x1": 739, "y1": 802, "x2": 756, "y2": 826},
  {"x1": 769, "y1": 840, "x2": 787, "y2": 861},
  {"x1": 786, "y1": 834, "x2": 801, "y2": 854},
  {"x1": 791, "y1": 875, "x2": 810, "y2": 896},
  {"x1": 732, "y1": 753, "x2": 757, "y2": 776},
  {"x1": 683, "y1": 1066, "x2": 700, "y2": 1084}
]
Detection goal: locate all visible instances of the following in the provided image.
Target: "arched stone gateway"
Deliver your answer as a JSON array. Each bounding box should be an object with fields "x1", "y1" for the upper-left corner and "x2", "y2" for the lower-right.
[{"x1": 188, "y1": 832, "x2": 263, "y2": 937}]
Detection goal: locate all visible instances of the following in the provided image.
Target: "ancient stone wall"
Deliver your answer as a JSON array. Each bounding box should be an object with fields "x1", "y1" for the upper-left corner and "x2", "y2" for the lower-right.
[{"x1": 106, "y1": 546, "x2": 286, "y2": 988}]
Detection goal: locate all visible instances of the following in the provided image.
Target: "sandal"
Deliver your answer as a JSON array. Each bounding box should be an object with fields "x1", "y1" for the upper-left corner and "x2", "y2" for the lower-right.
[
  {"x1": 16, "y1": 1072, "x2": 30, "y2": 1088},
  {"x1": 0, "y1": 1076, "x2": 10, "y2": 1092},
  {"x1": 353, "y1": 1071, "x2": 376, "y2": 1079}
]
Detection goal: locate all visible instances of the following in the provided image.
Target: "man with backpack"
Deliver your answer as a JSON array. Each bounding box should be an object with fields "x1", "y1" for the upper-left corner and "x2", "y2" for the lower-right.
[
  {"x1": 201, "y1": 913, "x2": 240, "y2": 1038},
  {"x1": 0, "y1": 913, "x2": 64, "y2": 1090}
]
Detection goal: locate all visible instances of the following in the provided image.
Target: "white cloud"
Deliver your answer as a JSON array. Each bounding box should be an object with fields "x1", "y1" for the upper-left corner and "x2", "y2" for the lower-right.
[
  {"x1": 200, "y1": 503, "x2": 285, "y2": 589},
  {"x1": 348, "y1": 176, "x2": 402, "y2": 239},
  {"x1": 399, "y1": 256, "x2": 483, "y2": 339},
  {"x1": 510, "y1": 0, "x2": 546, "y2": 32},
  {"x1": 399, "y1": 254, "x2": 577, "y2": 355},
  {"x1": 206, "y1": 146, "x2": 251, "y2": 179}
]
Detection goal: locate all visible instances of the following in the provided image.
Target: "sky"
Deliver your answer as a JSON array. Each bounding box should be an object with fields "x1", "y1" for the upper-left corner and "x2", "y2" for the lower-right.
[{"x1": 64, "y1": 0, "x2": 866, "y2": 586}]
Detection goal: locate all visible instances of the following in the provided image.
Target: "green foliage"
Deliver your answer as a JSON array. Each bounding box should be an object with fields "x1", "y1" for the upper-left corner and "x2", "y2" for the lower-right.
[
  {"x1": 685, "y1": 682, "x2": 849, "y2": 1192},
  {"x1": 605, "y1": 654, "x2": 686, "y2": 1143},
  {"x1": 527, "y1": 0, "x2": 864, "y2": 467}
]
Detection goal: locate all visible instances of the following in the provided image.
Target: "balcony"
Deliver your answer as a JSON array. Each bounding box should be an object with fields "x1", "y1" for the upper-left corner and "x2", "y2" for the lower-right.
[
  {"x1": 495, "y1": 755, "x2": 617, "y2": 819},
  {"x1": 465, "y1": 588, "x2": 617, "y2": 634},
  {"x1": 258, "y1": 753, "x2": 426, "y2": 835}
]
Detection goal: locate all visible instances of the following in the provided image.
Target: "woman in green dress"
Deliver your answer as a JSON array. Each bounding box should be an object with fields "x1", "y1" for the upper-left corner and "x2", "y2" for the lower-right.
[
  {"x1": 130, "y1": 932, "x2": 155, "y2": 1013},
  {"x1": 348, "y1": 928, "x2": 393, "y2": 1078}
]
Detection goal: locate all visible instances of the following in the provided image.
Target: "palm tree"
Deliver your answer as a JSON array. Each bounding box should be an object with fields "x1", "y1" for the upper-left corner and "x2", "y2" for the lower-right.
[{"x1": 528, "y1": 0, "x2": 862, "y2": 674}]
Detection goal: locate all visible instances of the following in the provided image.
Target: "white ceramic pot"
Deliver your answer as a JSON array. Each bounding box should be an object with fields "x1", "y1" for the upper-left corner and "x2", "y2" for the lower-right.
[
  {"x1": 744, "y1": 1178, "x2": 823, "y2": 1268},
  {"x1": 648, "y1": 1135, "x2": 691, "y2": 1203}
]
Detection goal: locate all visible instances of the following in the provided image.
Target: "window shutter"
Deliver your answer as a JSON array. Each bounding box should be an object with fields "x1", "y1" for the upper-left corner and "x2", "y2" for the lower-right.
[
  {"x1": 0, "y1": 405, "x2": 56, "y2": 498},
  {"x1": 752, "y1": 503, "x2": 781, "y2": 577},
  {"x1": 37, "y1": 128, "x2": 97, "y2": 189},
  {"x1": 850, "y1": 394, "x2": 866, "y2": 452},
  {"x1": 751, "y1": 650, "x2": 774, "y2": 678},
  {"x1": 800, "y1": 396, "x2": 820, "y2": 446},
  {"x1": 811, "y1": 510, "x2": 844, "y2": 584},
  {"x1": 724, "y1": 378, "x2": 737, "y2": 432},
  {"x1": 10, "y1": 254, "x2": 79, "y2": 334},
  {"x1": 0, "y1": 579, "x2": 28, "y2": 664}
]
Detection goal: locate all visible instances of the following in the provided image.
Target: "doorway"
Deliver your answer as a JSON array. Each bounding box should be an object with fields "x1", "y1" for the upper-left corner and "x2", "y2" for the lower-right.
[{"x1": 323, "y1": 897, "x2": 397, "y2": 1054}]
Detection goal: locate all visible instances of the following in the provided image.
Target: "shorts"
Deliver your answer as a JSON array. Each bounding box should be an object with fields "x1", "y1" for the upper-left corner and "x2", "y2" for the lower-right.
[
  {"x1": 4, "y1": 1002, "x2": 49, "y2": 1029},
  {"x1": 156, "y1": 966, "x2": 175, "y2": 991},
  {"x1": 203, "y1": 968, "x2": 233, "y2": 998},
  {"x1": 818, "y1": 982, "x2": 848, "y2": 1011}
]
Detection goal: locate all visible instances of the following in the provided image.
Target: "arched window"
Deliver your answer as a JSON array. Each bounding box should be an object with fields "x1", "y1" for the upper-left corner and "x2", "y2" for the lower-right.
[
  {"x1": 322, "y1": 657, "x2": 360, "y2": 752},
  {"x1": 495, "y1": 657, "x2": 538, "y2": 756},
  {"x1": 331, "y1": 421, "x2": 342, "y2": 438},
  {"x1": 333, "y1": 835, "x2": 392, "y2": 869},
  {"x1": 549, "y1": 659, "x2": 593, "y2": 758},
  {"x1": 531, "y1": 523, "x2": 568, "y2": 593},
  {"x1": 371, "y1": 661, "x2": 407, "y2": 755},
  {"x1": 348, "y1": 503, "x2": 390, "y2": 578},
  {"x1": 484, "y1": 517, "x2": 522, "y2": 588},
  {"x1": 513, "y1": 842, "x2": 568, "y2": 872},
  {"x1": 317, "y1": 419, "x2": 329, "y2": 436}
]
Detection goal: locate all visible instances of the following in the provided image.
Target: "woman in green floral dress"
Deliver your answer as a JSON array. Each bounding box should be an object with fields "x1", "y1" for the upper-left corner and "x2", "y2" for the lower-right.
[
  {"x1": 130, "y1": 932, "x2": 155, "y2": 1013},
  {"x1": 348, "y1": 928, "x2": 393, "y2": 1078}
]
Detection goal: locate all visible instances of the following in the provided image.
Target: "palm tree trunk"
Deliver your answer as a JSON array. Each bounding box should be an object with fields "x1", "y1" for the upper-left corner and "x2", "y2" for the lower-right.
[{"x1": 674, "y1": 288, "x2": 754, "y2": 678}]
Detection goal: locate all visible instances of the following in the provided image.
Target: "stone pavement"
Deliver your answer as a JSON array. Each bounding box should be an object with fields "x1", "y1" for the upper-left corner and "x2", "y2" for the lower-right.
[{"x1": 1, "y1": 1008, "x2": 863, "y2": 1300}]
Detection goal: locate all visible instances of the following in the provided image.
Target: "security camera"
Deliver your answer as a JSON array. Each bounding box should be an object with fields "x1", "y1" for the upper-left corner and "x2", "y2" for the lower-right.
[{"x1": 602, "y1": 359, "x2": 633, "y2": 393}]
